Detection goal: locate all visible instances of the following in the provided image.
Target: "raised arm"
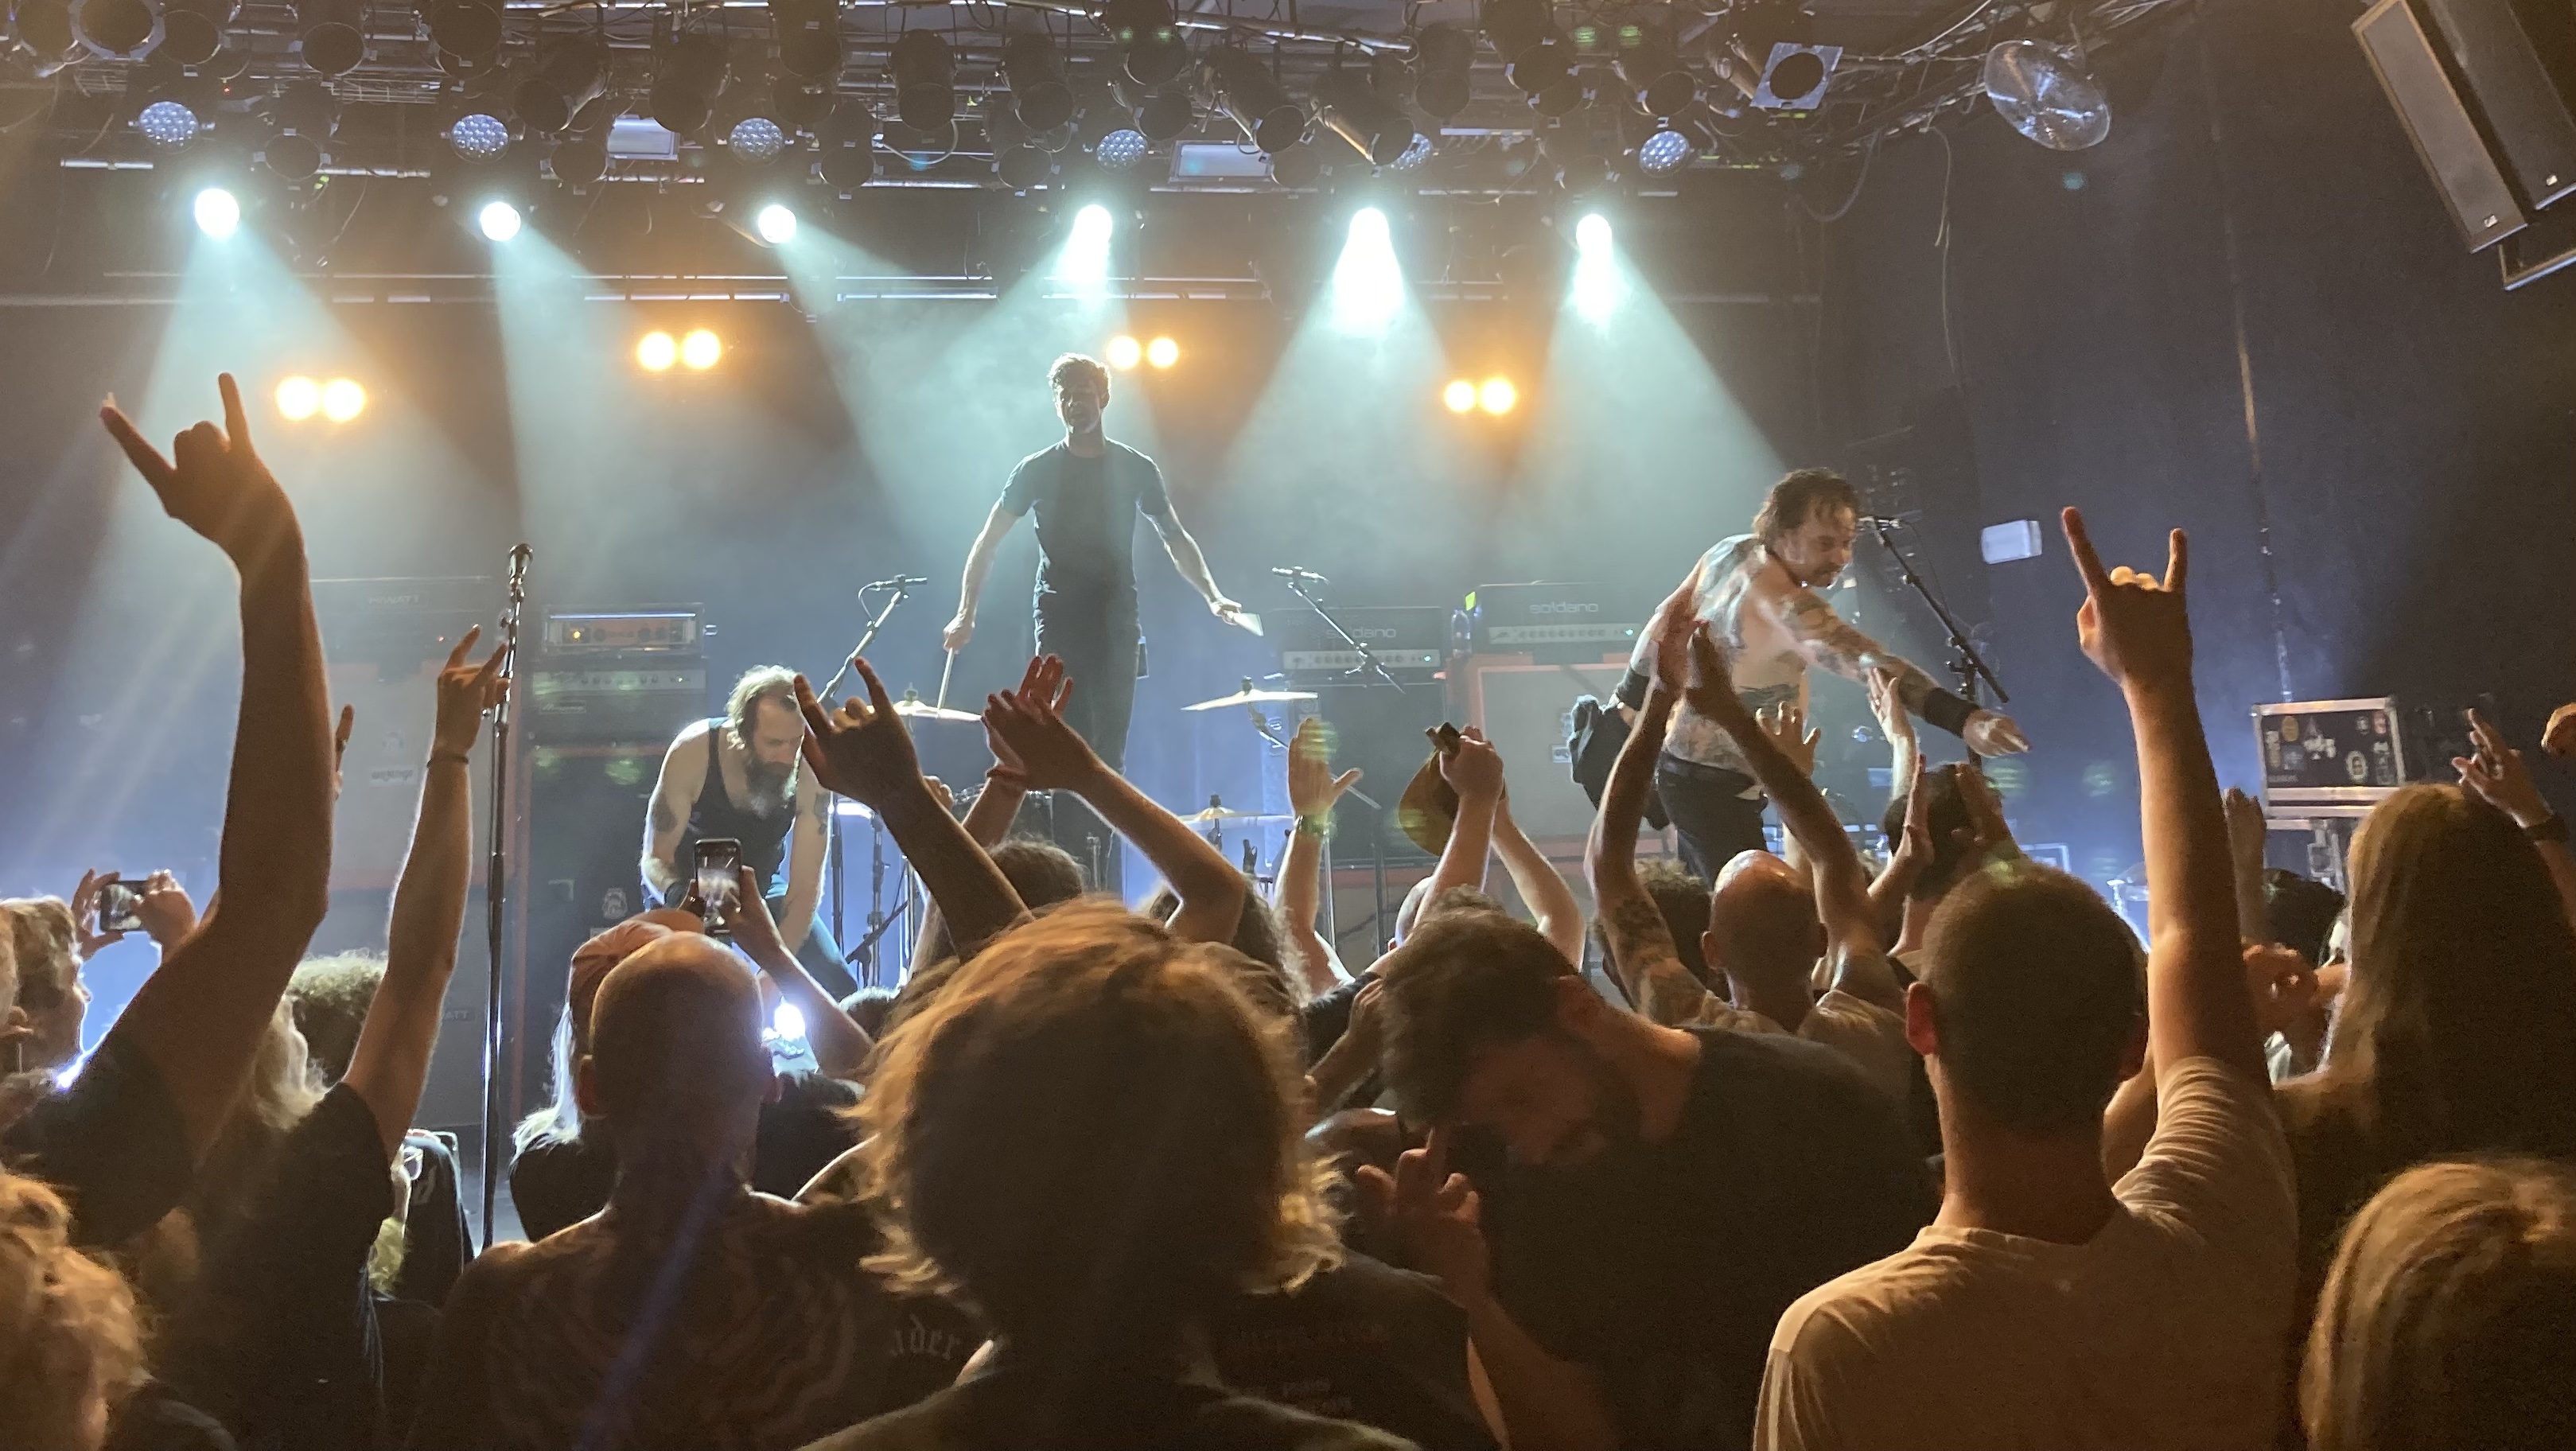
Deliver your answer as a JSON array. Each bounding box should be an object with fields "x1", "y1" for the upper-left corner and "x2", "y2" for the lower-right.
[
  {"x1": 640, "y1": 728, "x2": 705, "y2": 905},
  {"x1": 721, "y1": 872, "x2": 873, "y2": 1079},
  {"x1": 773, "y1": 771, "x2": 831, "y2": 951},
  {"x1": 1282, "y1": 718, "x2": 1361, "y2": 994},
  {"x1": 2454, "y1": 709, "x2": 2576, "y2": 929},
  {"x1": 341, "y1": 631, "x2": 504, "y2": 1157},
  {"x1": 1684, "y1": 629, "x2": 1904, "y2": 1014},
  {"x1": 1769, "y1": 582, "x2": 2029, "y2": 757},
  {"x1": 1425, "y1": 729, "x2": 1504, "y2": 906},
  {"x1": 97, "y1": 375, "x2": 333, "y2": 1157},
  {"x1": 942, "y1": 499, "x2": 1022, "y2": 652},
  {"x1": 2064, "y1": 509, "x2": 2262, "y2": 1081},
  {"x1": 1587, "y1": 579, "x2": 1722, "y2": 1025},
  {"x1": 2224, "y1": 788, "x2": 2271, "y2": 946},
  {"x1": 1493, "y1": 797, "x2": 1585, "y2": 967},
  {"x1": 796, "y1": 660, "x2": 1027, "y2": 960},
  {"x1": 984, "y1": 659, "x2": 1248, "y2": 944}
]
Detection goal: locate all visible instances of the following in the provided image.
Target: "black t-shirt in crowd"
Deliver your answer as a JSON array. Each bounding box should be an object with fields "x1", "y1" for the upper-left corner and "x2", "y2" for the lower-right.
[
  {"x1": 161, "y1": 1083, "x2": 393, "y2": 1451},
  {"x1": 999, "y1": 441, "x2": 1173, "y2": 597},
  {"x1": 1485, "y1": 1026, "x2": 1936, "y2": 1451},
  {"x1": 510, "y1": 1070, "x2": 861, "y2": 1240},
  {"x1": 799, "y1": 1356, "x2": 1422, "y2": 1451},
  {"x1": 0, "y1": 1029, "x2": 193, "y2": 1247},
  {"x1": 1207, "y1": 1252, "x2": 1496, "y2": 1451}
]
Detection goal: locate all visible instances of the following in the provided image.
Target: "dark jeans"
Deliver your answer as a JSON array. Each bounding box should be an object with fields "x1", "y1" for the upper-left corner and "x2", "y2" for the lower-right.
[
  {"x1": 1033, "y1": 587, "x2": 1142, "y2": 772},
  {"x1": 1655, "y1": 752, "x2": 1771, "y2": 882}
]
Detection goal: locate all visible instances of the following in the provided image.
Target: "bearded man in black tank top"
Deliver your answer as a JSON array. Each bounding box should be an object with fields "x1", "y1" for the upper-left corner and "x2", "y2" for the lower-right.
[
  {"x1": 940, "y1": 352, "x2": 1245, "y2": 772},
  {"x1": 641, "y1": 667, "x2": 852, "y2": 997}
]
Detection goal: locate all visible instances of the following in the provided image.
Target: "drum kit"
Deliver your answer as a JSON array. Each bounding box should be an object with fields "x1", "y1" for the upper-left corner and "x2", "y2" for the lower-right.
[{"x1": 830, "y1": 675, "x2": 1325, "y2": 983}]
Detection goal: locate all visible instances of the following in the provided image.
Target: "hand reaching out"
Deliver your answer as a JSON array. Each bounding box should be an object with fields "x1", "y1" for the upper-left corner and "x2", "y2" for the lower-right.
[
  {"x1": 1436, "y1": 726, "x2": 1504, "y2": 803},
  {"x1": 72, "y1": 870, "x2": 126, "y2": 959},
  {"x1": 1352, "y1": 1126, "x2": 1488, "y2": 1301},
  {"x1": 432, "y1": 625, "x2": 508, "y2": 760},
  {"x1": 1648, "y1": 566, "x2": 1701, "y2": 697},
  {"x1": 1866, "y1": 667, "x2": 1915, "y2": 753},
  {"x1": 1889, "y1": 754, "x2": 1933, "y2": 875},
  {"x1": 1290, "y1": 718, "x2": 1364, "y2": 821},
  {"x1": 2456, "y1": 708, "x2": 2552, "y2": 828},
  {"x1": 1952, "y1": 759, "x2": 2018, "y2": 864},
  {"x1": 1756, "y1": 698, "x2": 1819, "y2": 776},
  {"x1": 99, "y1": 373, "x2": 297, "y2": 563},
  {"x1": 2547, "y1": 703, "x2": 2576, "y2": 761},
  {"x1": 2061, "y1": 508, "x2": 2193, "y2": 691},
  {"x1": 983, "y1": 661, "x2": 1107, "y2": 792},
  {"x1": 2243, "y1": 942, "x2": 2321, "y2": 1039},
  {"x1": 718, "y1": 866, "x2": 789, "y2": 968},
  {"x1": 1963, "y1": 710, "x2": 2032, "y2": 757},
  {"x1": 331, "y1": 705, "x2": 356, "y2": 801},
  {"x1": 2224, "y1": 787, "x2": 2267, "y2": 870},
  {"x1": 136, "y1": 871, "x2": 198, "y2": 950},
  {"x1": 942, "y1": 614, "x2": 975, "y2": 653},
  {"x1": 793, "y1": 657, "x2": 931, "y2": 811}
]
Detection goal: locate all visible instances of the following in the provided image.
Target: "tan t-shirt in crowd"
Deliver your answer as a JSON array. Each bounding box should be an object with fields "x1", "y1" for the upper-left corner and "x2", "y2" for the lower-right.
[
  {"x1": 1753, "y1": 1056, "x2": 2298, "y2": 1451},
  {"x1": 1692, "y1": 991, "x2": 1914, "y2": 1107}
]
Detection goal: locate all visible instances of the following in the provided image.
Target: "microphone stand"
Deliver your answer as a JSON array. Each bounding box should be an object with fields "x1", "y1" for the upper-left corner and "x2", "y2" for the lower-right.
[
  {"x1": 823, "y1": 581, "x2": 916, "y2": 979},
  {"x1": 478, "y1": 544, "x2": 529, "y2": 1251},
  {"x1": 1281, "y1": 573, "x2": 1403, "y2": 690},
  {"x1": 1866, "y1": 515, "x2": 2007, "y2": 714}
]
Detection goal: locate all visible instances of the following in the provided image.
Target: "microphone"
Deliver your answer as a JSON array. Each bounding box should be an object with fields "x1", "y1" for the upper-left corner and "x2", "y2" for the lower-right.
[
  {"x1": 864, "y1": 575, "x2": 930, "y2": 592},
  {"x1": 1270, "y1": 566, "x2": 1329, "y2": 584},
  {"x1": 1859, "y1": 512, "x2": 1921, "y2": 528},
  {"x1": 506, "y1": 543, "x2": 532, "y2": 580}
]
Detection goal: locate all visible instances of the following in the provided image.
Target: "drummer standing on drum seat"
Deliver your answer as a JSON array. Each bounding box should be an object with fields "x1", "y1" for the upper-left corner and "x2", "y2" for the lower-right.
[
  {"x1": 640, "y1": 665, "x2": 853, "y2": 998},
  {"x1": 942, "y1": 352, "x2": 1247, "y2": 771}
]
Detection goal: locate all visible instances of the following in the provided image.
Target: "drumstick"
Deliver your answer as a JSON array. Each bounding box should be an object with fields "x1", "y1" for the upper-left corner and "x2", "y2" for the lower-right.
[{"x1": 936, "y1": 649, "x2": 958, "y2": 712}]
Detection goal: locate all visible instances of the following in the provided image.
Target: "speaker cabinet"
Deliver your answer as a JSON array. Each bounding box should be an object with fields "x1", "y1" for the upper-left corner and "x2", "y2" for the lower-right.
[{"x1": 1457, "y1": 655, "x2": 1631, "y2": 842}]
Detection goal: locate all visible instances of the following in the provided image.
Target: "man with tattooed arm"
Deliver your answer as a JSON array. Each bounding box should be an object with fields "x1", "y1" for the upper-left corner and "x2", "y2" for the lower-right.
[{"x1": 1617, "y1": 469, "x2": 2031, "y2": 877}]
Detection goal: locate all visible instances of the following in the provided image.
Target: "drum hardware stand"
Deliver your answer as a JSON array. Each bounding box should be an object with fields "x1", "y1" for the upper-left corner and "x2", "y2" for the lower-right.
[{"x1": 478, "y1": 544, "x2": 529, "y2": 1251}]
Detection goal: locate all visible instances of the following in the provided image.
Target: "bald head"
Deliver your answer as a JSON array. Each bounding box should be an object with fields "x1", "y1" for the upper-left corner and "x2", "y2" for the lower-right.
[
  {"x1": 580, "y1": 934, "x2": 770, "y2": 1128},
  {"x1": 1704, "y1": 851, "x2": 1824, "y2": 993}
]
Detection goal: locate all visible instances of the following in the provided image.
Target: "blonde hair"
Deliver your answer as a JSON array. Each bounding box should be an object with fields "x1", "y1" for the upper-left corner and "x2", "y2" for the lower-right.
[
  {"x1": 0, "y1": 1169, "x2": 144, "y2": 1451},
  {"x1": 2, "y1": 899, "x2": 79, "y2": 1017},
  {"x1": 855, "y1": 902, "x2": 1338, "y2": 1340},
  {"x1": 2302, "y1": 1157, "x2": 2576, "y2": 1451}
]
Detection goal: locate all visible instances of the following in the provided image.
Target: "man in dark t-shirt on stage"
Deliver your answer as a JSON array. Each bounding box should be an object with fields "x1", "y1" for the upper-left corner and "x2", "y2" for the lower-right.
[{"x1": 942, "y1": 352, "x2": 1244, "y2": 771}]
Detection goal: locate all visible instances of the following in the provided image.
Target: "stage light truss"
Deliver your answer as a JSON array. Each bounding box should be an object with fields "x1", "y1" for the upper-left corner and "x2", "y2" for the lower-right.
[{"x1": 17, "y1": 0, "x2": 2194, "y2": 196}]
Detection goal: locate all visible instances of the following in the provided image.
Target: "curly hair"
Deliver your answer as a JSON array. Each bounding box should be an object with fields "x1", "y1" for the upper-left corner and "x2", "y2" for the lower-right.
[
  {"x1": 2, "y1": 899, "x2": 79, "y2": 1017},
  {"x1": 287, "y1": 951, "x2": 387, "y2": 1086},
  {"x1": 854, "y1": 902, "x2": 1338, "y2": 1342},
  {"x1": 0, "y1": 1169, "x2": 144, "y2": 1451}
]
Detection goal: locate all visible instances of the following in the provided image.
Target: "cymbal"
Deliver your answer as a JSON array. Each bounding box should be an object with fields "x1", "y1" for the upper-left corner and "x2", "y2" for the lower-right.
[
  {"x1": 1188, "y1": 806, "x2": 1269, "y2": 823},
  {"x1": 1183, "y1": 677, "x2": 1319, "y2": 712},
  {"x1": 894, "y1": 690, "x2": 979, "y2": 724}
]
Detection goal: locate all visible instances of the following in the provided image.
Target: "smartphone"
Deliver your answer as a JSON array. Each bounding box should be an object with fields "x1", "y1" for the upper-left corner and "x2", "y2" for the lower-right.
[
  {"x1": 95, "y1": 879, "x2": 144, "y2": 935},
  {"x1": 691, "y1": 838, "x2": 742, "y2": 936}
]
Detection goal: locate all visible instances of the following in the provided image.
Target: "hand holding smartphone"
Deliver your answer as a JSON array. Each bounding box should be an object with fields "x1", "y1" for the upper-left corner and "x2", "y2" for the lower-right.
[
  {"x1": 691, "y1": 838, "x2": 743, "y2": 936},
  {"x1": 95, "y1": 877, "x2": 144, "y2": 935}
]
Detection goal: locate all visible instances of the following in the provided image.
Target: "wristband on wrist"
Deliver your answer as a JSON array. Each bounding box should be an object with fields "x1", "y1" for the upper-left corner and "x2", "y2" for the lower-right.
[
  {"x1": 2524, "y1": 814, "x2": 2569, "y2": 844},
  {"x1": 1295, "y1": 816, "x2": 1331, "y2": 840},
  {"x1": 1919, "y1": 687, "x2": 1978, "y2": 738},
  {"x1": 427, "y1": 749, "x2": 470, "y2": 768}
]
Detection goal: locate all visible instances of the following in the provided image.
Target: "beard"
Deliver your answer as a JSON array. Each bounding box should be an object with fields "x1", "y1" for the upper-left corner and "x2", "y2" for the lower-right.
[{"x1": 744, "y1": 759, "x2": 793, "y2": 814}]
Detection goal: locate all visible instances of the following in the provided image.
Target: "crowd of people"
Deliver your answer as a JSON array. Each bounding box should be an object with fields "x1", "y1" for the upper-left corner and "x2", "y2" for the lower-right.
[{"x1": 5, "y1": 372, "x2": 2574, "y2": 1451}]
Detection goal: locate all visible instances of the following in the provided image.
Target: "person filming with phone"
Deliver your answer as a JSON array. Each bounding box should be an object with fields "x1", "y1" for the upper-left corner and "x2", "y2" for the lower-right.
[{"x1": 641, "y1": 666, "x2": 850, "y2": 998}]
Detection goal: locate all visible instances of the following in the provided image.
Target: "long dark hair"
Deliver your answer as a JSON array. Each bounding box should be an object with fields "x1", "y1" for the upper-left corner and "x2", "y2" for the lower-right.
[{"x1": 2286, "y1": 784, "x2": 2576, "y2": 1161}]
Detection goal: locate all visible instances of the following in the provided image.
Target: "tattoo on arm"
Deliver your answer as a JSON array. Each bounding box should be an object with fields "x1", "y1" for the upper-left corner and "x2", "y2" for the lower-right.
[
  {"x1": 651, "y1": 796, "x2": 679, "y2": 834},
  {"x1": 1601, "y1": 895, "x2": 1716, "y2": 1027},
  {"x1": 805, "y1": 792, "x2": 831, "y2": 833},
  {"x1": 1780, "y1": 589, "x2": 1937, "y2": 704}
]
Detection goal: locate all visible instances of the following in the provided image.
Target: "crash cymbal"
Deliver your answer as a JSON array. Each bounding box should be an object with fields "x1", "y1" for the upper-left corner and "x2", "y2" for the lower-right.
[
  {"x1": 893, "y1": 690, "x2": 979, "y2": 723},
  {"x1": 1183, "y1": 676, "x2": 1320, "y2": 712},
  {"x1": 1188, "y1": 805, "x2": 1267, "y2": 822}
]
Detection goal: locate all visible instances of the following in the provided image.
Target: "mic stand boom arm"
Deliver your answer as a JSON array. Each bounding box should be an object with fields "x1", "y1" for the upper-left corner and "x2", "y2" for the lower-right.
[
  {"x1": 819, "y1": 580, "x2": 915, "y2": 983},
  {"x1": 479, "y1": 545, "x2": 530, "y2": 1251},
  {"x1": 1866, "y1": 515, "x2": 2007, "y2": 712},
  {"x1": 1282, "y1": 574, "x2": 1403, "y2": 690}
]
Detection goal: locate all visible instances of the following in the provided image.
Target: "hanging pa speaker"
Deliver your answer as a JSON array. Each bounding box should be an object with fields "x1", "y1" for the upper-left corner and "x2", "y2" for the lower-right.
[
  {"x1": 2418, "y1": 0, "x2": 2576, "y2": 210},
  {"x1": 2356, "y1": 0, "x2": 2526, "y2": 250}
]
